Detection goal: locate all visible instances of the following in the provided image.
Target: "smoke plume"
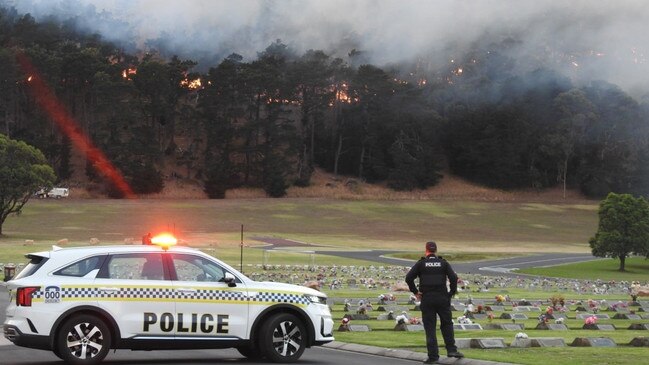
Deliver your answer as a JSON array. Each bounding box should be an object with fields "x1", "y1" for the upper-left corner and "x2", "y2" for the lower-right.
[{"x1": 5, "y1": 0, "x2": 649, "y2": 93}]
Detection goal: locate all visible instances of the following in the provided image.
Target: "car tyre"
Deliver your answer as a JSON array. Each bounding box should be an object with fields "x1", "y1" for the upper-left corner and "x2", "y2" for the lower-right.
[
  {"x1": 56, "y1": 314, "x2": 111, "y2": 365},
  {"x1": 258, "y1": 313, "x2": 306, "y2": 363}
]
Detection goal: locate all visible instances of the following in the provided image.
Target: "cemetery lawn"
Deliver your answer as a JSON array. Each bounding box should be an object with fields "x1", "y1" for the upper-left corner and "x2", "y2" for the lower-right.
[
  {"x1": 516, "y1": 257, "x2": 649, "y2": 281},
  {"x1": 387, "y1": 252, "x2": 524, "y2": 262}
]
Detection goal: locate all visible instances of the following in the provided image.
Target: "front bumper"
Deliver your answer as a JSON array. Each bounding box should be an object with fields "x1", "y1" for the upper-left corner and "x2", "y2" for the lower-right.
[{"x1": 3, "y1": 324, "x2": 50, "y2": 351}]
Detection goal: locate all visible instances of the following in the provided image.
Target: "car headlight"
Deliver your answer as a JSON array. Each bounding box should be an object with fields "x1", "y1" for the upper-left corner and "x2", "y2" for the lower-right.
[{"x1": 304, "y1": 294, "x2": 327, "y2": 305}]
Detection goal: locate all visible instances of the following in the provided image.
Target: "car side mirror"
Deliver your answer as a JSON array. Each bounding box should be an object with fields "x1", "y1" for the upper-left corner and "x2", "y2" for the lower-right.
[{"x1": 224, "y1": 272, "x2": 236, "y2": 287}]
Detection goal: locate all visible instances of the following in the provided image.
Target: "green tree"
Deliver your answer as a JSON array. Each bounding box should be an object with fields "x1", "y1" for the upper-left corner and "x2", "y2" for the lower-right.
[
  {"x1": 0, "y1": 134, "x2": 56, "y2": 235},
  {"x1": 589, "y1": 192, "x2": 649, "y2": 271}
]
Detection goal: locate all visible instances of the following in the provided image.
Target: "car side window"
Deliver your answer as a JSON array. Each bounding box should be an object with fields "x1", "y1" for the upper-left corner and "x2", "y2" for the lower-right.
[
  {"x1": 171, "y1": 254, "x2": 228, "y2": 283},
  {"x1": 97, "y1": 253, "x2": 166, "y2": 280},
  {"x1": 54, "y1": 255, "x2": 106, "y2": 277}
]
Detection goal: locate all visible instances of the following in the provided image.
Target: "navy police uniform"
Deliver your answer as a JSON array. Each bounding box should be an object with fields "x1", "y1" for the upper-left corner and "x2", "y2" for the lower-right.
[{"x1": 405, "y1": 242, "x2": 460, "y2": 362}]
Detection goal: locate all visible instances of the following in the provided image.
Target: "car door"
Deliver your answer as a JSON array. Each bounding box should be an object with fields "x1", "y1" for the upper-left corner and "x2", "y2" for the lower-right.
[
  {"x1": 94, "y1": 252, "x2": 175, "y2": 339},
  {"x1": 168, "y1": 253, "x2": 248, "y2": 341}
]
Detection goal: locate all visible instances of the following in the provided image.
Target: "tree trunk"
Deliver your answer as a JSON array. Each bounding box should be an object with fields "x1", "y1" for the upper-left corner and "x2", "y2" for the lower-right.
[
  {"x1": 563, "y1": 158, "x2": 568, "y2": 199},
  {"x1": 334, "y1": 133, "x2": 343, "y2": 176},
  {"x1": 358, "y1": 144, "x2": 365, "y2": 179},
  {"x1": 618, "y1": 256, "x2": 626, "y2": 272}
]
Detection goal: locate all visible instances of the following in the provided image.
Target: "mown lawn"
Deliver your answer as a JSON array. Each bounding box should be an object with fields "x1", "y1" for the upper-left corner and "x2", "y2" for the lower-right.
[{"x1": 517, "y1": 257, "x2": 649, "y2": 281}]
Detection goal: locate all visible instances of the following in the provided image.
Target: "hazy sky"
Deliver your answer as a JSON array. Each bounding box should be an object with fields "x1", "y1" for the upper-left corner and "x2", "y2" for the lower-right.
[{"x1": 7, "y1": 0, "x2": 649, "y2": 93}]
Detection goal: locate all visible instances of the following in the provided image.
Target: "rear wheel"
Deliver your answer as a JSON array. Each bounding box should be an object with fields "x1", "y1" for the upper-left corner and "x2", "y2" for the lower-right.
[
  {"x1": 258, "y1": 313, "x2": 307, "y2": 363},
  {"x1": 55, "y1": 314, "x2": 111, "y2": 365}
]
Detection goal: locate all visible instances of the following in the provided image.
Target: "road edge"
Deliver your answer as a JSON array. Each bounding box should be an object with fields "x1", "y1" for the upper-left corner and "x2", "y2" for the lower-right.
[{"x1": 323, "y1": 341, "x2": 519, "y2": 365}]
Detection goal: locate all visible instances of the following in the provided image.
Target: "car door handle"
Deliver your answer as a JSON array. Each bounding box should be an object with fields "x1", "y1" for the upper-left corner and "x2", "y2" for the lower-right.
[
  {"x1": 99, "y1": 287, "x2": 119, "y2": 293},
  {"x1": 176, "y1": 288, "x2": 197, "y2": 293}
]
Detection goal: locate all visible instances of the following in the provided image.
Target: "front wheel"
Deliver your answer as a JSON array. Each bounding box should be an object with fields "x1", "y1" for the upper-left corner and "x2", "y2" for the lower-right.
[
  {"x1": 55, "y1": 314, "x2": 112, "y2": 365},
  {"x1": 258, "y1": 313, "x2": 307, "y2": 363}
]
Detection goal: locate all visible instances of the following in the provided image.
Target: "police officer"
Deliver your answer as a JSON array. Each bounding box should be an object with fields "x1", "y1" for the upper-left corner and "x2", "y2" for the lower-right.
[{"x1": 406, "y1": 241, "x2": 464, "y2": 364}]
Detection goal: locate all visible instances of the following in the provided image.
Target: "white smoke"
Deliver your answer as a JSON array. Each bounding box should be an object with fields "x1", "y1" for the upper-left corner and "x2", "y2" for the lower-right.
[{"x1": 6, "y1": 0, "x2": 649, "y2": 92}]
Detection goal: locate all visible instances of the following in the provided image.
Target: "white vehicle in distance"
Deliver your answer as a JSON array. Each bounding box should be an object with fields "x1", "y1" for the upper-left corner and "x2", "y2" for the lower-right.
[
  {"x1": 35, "y1": 187, "x2": 69, "y2": 199},
  {"x1": 3, "y1": 233, "x2": 334, "y2": 364}
]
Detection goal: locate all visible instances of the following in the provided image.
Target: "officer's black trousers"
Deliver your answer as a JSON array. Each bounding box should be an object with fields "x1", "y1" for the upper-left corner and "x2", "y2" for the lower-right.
[{"x1": 420, "y1": 291, "x2": 457, "y2": 359}]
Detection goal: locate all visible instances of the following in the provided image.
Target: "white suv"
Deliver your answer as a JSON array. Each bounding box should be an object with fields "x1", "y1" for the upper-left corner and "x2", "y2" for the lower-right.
[{"x1": 3, "y1": 242, "x2": 334, "y2": 364}]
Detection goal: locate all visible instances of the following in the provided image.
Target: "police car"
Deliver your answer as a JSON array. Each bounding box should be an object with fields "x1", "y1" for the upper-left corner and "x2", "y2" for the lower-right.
[{"x1": 3, "y1": 234, "x2": 334, "y2": 364}]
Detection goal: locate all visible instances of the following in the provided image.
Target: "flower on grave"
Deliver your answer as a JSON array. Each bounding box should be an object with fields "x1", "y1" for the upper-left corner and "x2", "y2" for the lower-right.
[
  {"x1": 456, "y1": 315, "x2": 473, "y2": 325},
  {"x1": 487, "y1": 312, "x2": 495, "y2": 322},
  {"x1": 545, "y1": 306, "x2": 554, "y2": 315},
  {"x1": 537, "y1": 314, "x2": 549, "y2": 323},
  {"x1": 477, "y1": 304, "x2": 484, "y2": 314},
  {"x1": 584, "y1": 316, "x2": 597, "y2": 325},
  {"x1": 409, "y1": 317, "x2": 422, "y2": 325},
  {"x1": 515, "y1": 332, "x2": 528, "y2": 339},
  {"x1": 395, "y1": 314, "x2": 408, "y2": 325},
  {"x1": 495, "y1": 294, "x2": 505, "y2": 303},
  {"x1": 555, "y1": 317, "x2": 565, "y2": 324},
  {"x1": 340, "y1": 317, "x2": 350, "y2": 328}
]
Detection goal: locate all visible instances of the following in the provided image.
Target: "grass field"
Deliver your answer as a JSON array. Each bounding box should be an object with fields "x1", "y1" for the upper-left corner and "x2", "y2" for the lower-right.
[
  {"x1": 516, "y1": 256, "x2": 649, "y2": 281},
  {"x1": 1, "y1": 198, "x2": 598, "y2": 252}
]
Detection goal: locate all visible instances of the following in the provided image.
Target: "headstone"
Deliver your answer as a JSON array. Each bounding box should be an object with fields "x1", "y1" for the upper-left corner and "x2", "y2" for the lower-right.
[
  {"x1": 486, "y1": 305, "x2": 505, "y2": 312},
  {"x1": 394, "y1": 323, "x2": 424, "y2": 331},
  {"x1": 453, "y1": 324, "x2": 483, "y2": 330},
  {"x1": 582, "y1": 324, "x2": 616, "y2": 331},
  {"x1": 535, "y1": 323, "x2": 568, "y2": 331},
  {"x1": 510, "y1": 338, "x2": 532, "y2": 348},
  {"x1": 343, "y1": 314, "x2": 370, "y2": 321},
  {"x1": 613, "y1": 313, "x2": 642, "y2": 320},
  {"x1": 570, "y1": 337, "x2": 616, "y2": 347},
  {"x1": 347, "y1": 324, "x2": 371, "y2": 332},
  {"x1": 514, "y1": 306, "x2": 541, "y2": 312},
  {"x1": 629, "y1": 337, "x2": 649, "y2": 347},
  {"x1": 551, "y1": 313, "x2": 568, "y2": 320},
  {"x1": 518, "y1": 300, "x2": 532, "y2": 306},
  {"x1": 627, "y1": 324, "x2": 649, "y2": 330},
  {"x1": 576, "y1": 313, "x2": 610, "y2": 320},
  {"x1": 500, "y1": 313, "x2": 528, "y2": 320},
  {"x1": 376, "y1": 313, "x2": 394, "y2": 321},
  {"x1": 451, "y1": 303, "x2": 466, "y2": 312},
  {"x1": 531, "y1": 338, "x2": 566, "y2": 347},
  {"x1": 377, "y1": 305, "x2": 407, "y2": 312},
  {"x1": 470, "y1": 338, "x2": 506, "y2": 349},
  {"x1": 455, "y1": 338, "x2": 472, "y2": 349},
  {"x1": 468, "y1": 313, "x2": 488, "y2": 320},
  {"x1": 610, "y1": 307, "x2": 630, "y2": 314},
  {"x1": 501, "y1": 324, "x2": 525, "y2": 331},
  {"x1": 642, "y1": 314, "x2": 649, "y2": 320},
  {"x1": 575, "y1": 306, "x2": 588, "y2": 312}
]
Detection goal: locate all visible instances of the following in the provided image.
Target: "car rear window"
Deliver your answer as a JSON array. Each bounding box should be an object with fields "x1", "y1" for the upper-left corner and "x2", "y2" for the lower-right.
[
  {"x1": 12, "y1": 255, "x2": 49, "y2": 280},
  {"x1": 54, "y1": 255, "x2": 106, "y2": 277}
]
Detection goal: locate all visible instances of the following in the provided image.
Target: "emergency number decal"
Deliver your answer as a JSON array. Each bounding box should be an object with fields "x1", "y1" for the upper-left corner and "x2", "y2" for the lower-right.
[{"x1": 44, "y1": 286, "x2": 62, "y2": 303}]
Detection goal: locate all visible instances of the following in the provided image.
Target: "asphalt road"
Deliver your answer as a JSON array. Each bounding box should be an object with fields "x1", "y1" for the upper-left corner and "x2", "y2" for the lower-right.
[{"x1": 253, "y1": 237, "x2": 600, "y2": 277}]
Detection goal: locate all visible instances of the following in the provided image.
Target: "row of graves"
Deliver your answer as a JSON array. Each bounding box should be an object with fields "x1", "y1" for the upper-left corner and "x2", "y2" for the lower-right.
[{"x1": 332, "y1": 293, "x2": 649, "y2": 349}]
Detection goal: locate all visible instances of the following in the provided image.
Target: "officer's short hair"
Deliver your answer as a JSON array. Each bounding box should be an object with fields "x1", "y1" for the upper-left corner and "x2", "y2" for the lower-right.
[{"x1": 425, "y1": 241, "x2": 437, "y2": 252}]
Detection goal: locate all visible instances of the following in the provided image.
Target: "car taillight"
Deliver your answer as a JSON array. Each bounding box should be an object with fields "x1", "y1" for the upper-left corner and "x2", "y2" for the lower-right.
[{"x1": 16, "y1": 287, "x2": 40, "y2": 307}]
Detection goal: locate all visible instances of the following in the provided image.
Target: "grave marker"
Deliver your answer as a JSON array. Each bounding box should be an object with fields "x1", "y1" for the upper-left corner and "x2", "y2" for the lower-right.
[
  {"x1": 627, "y1": 324, "x2": 649, "y2": 330},
  {"x1": 343, "y1": 314, "x2": 370, "y2": 321},
  {"x1": 531, "y1": 338, "x2": 566, "y2": 347},
  {"x1": 500, "y1": 313, "x2": 528, "y2": 320},
  {"x1": 583, "y1": 324, "x2": 616, "y2": 331},
  {"x1": 535, "y1": 323, "x2": 568, "y2": 331},
  {"x1": 470, "y1": 338, "x2": 506, "y2": 349},
  {"x1": 453, "y1": 324, "x2": 483, "y2": 330},
  {"x1": 613, "y1": 313, "x2": 642, "y2": 320},
  {"x1": 629, "y1": 337, "x2": 649, "y2": 347},
  {"x1": 571, "y1": 337, "x2": 616, "y2": 347}
]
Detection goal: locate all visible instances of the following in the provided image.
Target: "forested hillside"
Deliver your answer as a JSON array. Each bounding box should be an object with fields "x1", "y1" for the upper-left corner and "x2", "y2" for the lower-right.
[{"x1": 1, "y1": 5, "x2": 648, "y2": 198}]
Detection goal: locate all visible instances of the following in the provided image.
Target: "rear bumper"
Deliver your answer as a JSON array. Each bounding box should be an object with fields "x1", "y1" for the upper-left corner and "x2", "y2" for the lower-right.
[{"x1": 3, "y1": 324, "x2": 50, "y2": 351}]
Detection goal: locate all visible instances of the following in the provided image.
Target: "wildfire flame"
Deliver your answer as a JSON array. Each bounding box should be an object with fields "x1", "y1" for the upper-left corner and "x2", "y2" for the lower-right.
[
  {"x1": 180, "y1": 78, "x2": 202, "y2": 90},
  {"x1": 122, "y1": 68, "x2": 137, "y2": 79}
]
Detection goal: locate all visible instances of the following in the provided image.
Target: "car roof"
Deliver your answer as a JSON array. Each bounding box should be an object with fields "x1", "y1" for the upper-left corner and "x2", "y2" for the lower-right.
[{"x1": 29, "y1": 244, "x2": 200, "y2": 258}]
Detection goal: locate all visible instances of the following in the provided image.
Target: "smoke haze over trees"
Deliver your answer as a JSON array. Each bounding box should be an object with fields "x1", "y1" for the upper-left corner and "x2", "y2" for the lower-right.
[{"x1": 1, "y1": 1, "x2": 649, "y2": 198}]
